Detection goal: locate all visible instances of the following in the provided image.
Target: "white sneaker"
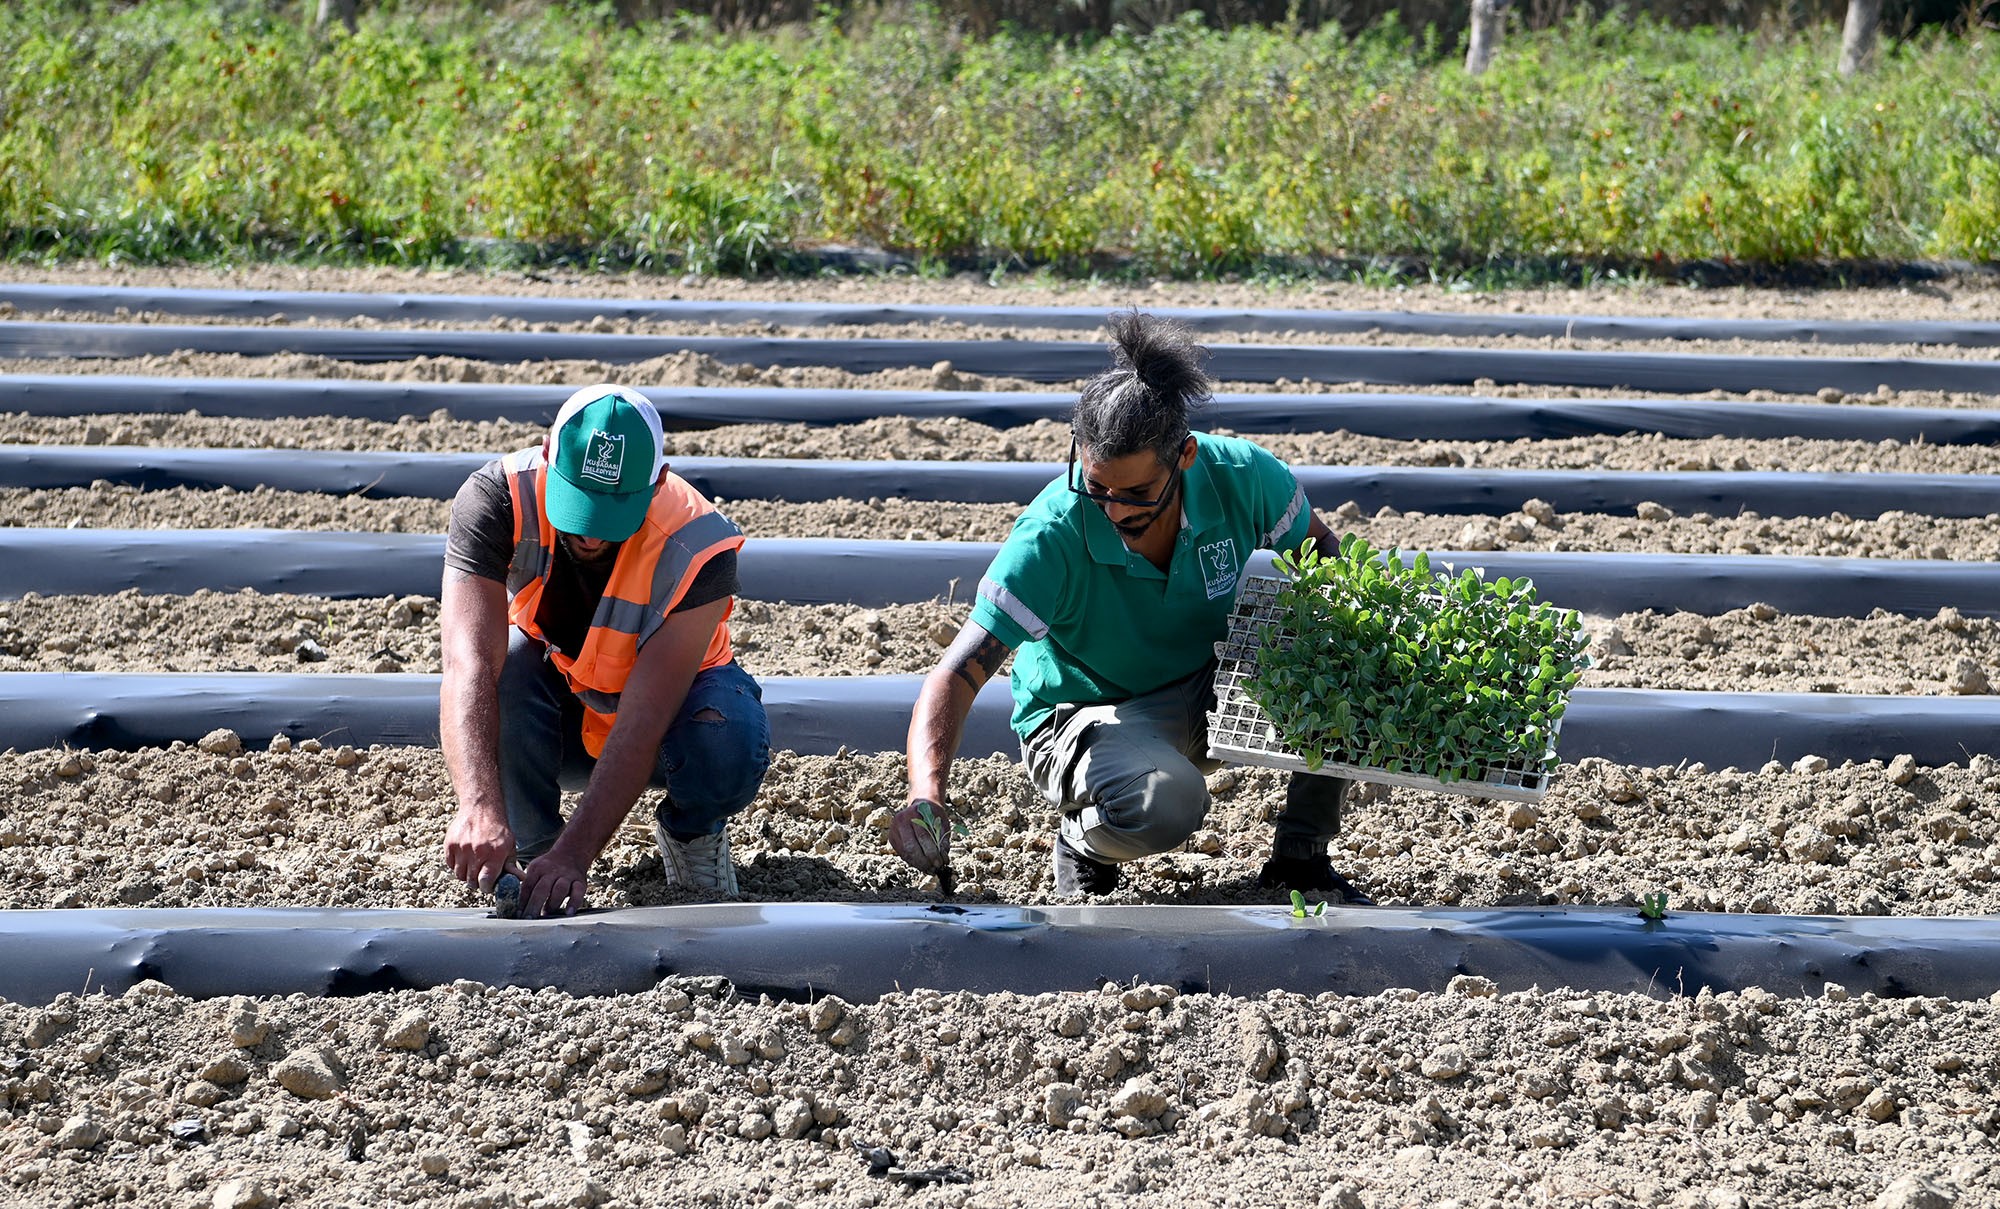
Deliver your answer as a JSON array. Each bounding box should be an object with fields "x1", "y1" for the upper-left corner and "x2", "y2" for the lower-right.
[{"x1": 653, "y1": 822, "x2": 739, "y2": 899}]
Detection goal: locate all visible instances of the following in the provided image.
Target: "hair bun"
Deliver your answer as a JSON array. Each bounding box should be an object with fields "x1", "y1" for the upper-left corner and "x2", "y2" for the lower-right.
[
  {"x1": 1107, "y1": 310, "x2": 1210, "y2": 405},
  {"x1": 1070, "y1": 311, "x2": 1212, "y2": 462}
]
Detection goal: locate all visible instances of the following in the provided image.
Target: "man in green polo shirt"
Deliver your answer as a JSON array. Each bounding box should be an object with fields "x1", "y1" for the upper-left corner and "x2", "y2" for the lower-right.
[{"x1": 890, "y1": 312, "x2": 1369, "y2": 900}]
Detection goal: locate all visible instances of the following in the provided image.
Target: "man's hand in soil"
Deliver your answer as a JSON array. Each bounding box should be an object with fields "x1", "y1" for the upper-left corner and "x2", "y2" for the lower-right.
[
  {"x1": 888, "y1": 798, "x2": 964, "y2": 878},
  {"x1": 444, "y1": 801, "x2": 517, "y2": 895},
  {"x1": 520, "y1": 842, "x2": 590, "y2": 918}
]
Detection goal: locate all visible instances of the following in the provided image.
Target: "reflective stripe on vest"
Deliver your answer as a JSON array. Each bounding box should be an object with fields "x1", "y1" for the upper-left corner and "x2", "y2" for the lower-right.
[
  {"x1": 502, "y1": 447, "x2": 742, "y2": 757},
  {"x1": 502, "y1": 447, "x2": 549, "y2": 594}
]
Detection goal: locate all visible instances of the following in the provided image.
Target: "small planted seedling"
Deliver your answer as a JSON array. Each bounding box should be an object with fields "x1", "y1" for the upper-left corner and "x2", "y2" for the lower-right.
[
  {"x1": 1289, "y1": 889, "x2": 1328, "y2": 919},
  {"x1": 1243, "y1": 535, "x2": 1589, "y2": 788},
  {"x1": 1639, "y1": 892, "x2": 1670, "y2": 921}
]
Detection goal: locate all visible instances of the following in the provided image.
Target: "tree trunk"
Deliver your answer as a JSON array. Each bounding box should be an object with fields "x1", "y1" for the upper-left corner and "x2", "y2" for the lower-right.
[
  {"x1": 316, "y1": 0, "x2": 358, "y2": 34},
  {"x1": 1838, "y1": 0, "x2": 1883, "y2": 76},
  {"x1": 1465, "y1": 0, "x2": 1509, "y2": 77}
]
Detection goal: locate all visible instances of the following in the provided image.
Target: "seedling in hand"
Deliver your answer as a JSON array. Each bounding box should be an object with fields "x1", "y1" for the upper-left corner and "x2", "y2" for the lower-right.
[
  {"x1": 914, "y1": 800, "x2": 969, "y2": 846},
  {"x1": 1639, "y1": 891, "x2": 1670, "y2": 921},
  {"x1": 914, "y1": 800, "x2": 968, "y2": 897}
]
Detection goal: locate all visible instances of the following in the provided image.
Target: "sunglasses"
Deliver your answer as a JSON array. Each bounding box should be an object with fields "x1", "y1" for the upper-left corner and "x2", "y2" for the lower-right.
[{"x1": 1066, "y1": 436, "x2": 1178, "y2": 509}]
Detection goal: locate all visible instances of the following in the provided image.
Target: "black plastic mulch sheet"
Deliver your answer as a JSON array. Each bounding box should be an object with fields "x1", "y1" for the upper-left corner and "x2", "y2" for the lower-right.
[
  {"x1": 1, "y1": 531, "x2": 1993, "y2": 619},
  {"x1": 4, "y1": 323, "x2": 1998, "y2": 395},
  {"x1": 7, "y1": 375, "x2": 1998, "y2": 444},
  {"x1": 7, "y1": 283, "x2": 2000, "y2": 348},
  {"x1": 6, "y1": 445, "x2": 1998, "y2": 519},
  {"x1": 2, "y1": 902, "x2": 1995, "y2": 1007},
  {"x1": 0, "y1": 673, "x2": 1016, "y2": 761},
  {"x1": 0, "y1": 673, "x2": 1991, "y2": 769}
]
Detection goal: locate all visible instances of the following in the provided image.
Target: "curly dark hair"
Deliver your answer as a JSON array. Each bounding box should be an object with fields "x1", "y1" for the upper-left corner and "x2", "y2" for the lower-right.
[{"x1": 1070, "y1": 310, "x2": 1211, "y2": 465}]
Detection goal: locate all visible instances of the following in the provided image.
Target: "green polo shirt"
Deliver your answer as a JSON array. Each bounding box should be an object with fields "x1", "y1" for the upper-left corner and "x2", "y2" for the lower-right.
[{"x1": 970, "y1": 432, "x2": 1312, "y2": 739}]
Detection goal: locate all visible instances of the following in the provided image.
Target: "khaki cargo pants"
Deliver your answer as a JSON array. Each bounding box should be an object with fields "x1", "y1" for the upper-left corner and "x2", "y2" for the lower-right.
[{"x1": 1021, "y1": 661, "x2": 1350, "y2": 865}]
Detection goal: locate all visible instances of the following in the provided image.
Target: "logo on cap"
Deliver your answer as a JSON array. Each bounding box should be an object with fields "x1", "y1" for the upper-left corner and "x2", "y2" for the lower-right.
[{"x1": 581, "y1": 430, "x2": 625, "y2": 486}]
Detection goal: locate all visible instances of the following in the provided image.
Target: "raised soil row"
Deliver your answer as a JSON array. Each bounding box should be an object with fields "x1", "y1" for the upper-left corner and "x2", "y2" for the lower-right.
[{"x1": 3, "y1": 274, "x2": 1997, "y2": 1209}]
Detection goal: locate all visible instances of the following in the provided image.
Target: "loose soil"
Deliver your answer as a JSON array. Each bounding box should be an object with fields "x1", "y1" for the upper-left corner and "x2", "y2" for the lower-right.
[
  {"x1": 15, "y1": 303, "x2": 2000, "y2": 370},
  {"x1": 6, "y1": 741, "x2": 2000, "y2": 917},
  {"x1": 9, "y1": 416, "x2": 2000, "y2": 476},
  {"x1": 3, "y1": 349, "x2": 1996, "y2": 412},
  {"x1": 6, "y1": 591, "x2": 1998, "y2": 698},
  {"x1": 4, "y1": 977, "x2": 1994, "y2": 1209},
  {"x1": 3, "y1": 265, "x2": 1997, "y2": 1209},
  {"x1": 5, "y1": 258, "x2": 1998, "y2": 322},
  {"x1": 4, "y1": 485, "x2": 1998, "y2": 563},
  {"x1": 3, "y1": 744, "x2": 1999, "y2": 1204}
]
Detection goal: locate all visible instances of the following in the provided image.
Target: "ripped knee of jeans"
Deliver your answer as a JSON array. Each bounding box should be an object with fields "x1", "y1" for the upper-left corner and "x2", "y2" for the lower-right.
[{"x1": 693, "y1": 707, "x2": 725, "y2": 724}]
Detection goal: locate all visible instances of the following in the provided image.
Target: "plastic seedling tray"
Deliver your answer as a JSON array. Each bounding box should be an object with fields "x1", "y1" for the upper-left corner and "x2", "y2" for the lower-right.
[{"x1": 1206, "y1": 576, "x2": 1558, "y2": 803}]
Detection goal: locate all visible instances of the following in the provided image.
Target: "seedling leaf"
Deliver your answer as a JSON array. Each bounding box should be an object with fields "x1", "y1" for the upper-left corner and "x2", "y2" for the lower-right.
[{"x1": 1243, "y1": 538, "x2": 1587, "y2": 792}]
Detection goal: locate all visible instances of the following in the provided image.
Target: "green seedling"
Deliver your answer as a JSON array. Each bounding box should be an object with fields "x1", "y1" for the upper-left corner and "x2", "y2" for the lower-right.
[
  {"x1": 912, "y1": 801, "x2": 970, "y2": 897},
  {"x1": 1247, "y1": 535, "x2": 1589, "y2": 785},
  {"x1": 913, "y1": 801, "x2": 970, "y2": 848},
  {"x1": 1639, "y1": 892, "x2": 1670, "y2": 921},
  {"x1": 1289, "y1": 889, "x2": 1327, "y2": 919}
]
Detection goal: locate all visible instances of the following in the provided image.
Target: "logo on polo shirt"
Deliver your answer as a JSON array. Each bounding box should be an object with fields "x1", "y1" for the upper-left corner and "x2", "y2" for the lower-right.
[
  {"x1": 580, "y1": 430, "x2": 626, "y2": 485},
  {"x1": 1199, "y1": 539, "x2": 1239, "y2": 599}
]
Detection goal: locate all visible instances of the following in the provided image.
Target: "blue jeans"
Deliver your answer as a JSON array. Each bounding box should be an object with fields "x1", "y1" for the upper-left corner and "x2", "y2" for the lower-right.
[{"x1": 497, "y1": 627, "x2": 771, "y2": 859}]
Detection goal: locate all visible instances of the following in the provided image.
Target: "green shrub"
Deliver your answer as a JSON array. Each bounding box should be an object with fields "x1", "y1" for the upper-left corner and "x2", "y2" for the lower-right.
[
  {"x1": 0, "y1": 1, "x2": 1992, "y2": 272},
  {"x1": 1247, "y1": 535, "x2": 1589, "y2": 784}
]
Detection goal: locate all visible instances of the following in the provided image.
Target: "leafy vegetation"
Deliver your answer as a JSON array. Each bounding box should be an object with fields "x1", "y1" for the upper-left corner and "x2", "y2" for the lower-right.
[
  {"x1": 1639, "y1": 891, "x2": 1670, "y2": 920},
  {"x1": 1246, "y1": 535, "x2": 1589, "y2": 785},
  {"x1": 1, "y1": 1, "x2": 1993, "y2": 274}
]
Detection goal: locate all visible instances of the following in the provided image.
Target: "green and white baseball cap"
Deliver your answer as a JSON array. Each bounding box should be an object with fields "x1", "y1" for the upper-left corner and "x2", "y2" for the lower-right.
[{"x1": 543, "y1": 384, "x2": 667, "y2": 542}]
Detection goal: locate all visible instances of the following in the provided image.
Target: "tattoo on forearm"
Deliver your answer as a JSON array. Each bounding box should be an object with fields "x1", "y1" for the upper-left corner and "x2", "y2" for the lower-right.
[{"x1": 948, "y1": 633, "x2": 1009, "y2": 689}]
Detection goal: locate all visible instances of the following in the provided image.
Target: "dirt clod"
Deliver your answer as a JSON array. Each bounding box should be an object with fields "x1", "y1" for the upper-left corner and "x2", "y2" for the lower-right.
[
  {"x1": 270, "y1": 1048, "x2": 343, "y2": 1099},
  {"x1": 197, "y1": 728, "x2": 243, "y2": 756}
]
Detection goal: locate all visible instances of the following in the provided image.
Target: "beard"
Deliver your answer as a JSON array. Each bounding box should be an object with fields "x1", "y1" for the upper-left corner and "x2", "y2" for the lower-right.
[
  {"x1": 560, "y1": 533, "x2": 620, "y2": 565},
  {"x1": 1110, "y1": 466, "x2": 1183, "y2": 539}
]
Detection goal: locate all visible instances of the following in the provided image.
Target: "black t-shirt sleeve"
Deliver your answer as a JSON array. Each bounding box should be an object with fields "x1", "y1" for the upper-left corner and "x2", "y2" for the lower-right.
[
  {"x1": 444, "y1": 462, "x2": 515, "y2": 583},
  {"x1": 675, "y1": 547, "x2": 739, "y2": 613}
]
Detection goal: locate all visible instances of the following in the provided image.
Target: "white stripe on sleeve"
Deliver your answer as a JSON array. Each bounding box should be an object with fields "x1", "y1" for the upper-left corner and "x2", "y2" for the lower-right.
[
  {"x1": 978, "y1": 577, "x2": 1049, "y2": 641},
  {"x1": 1261, "y1": 484, "x2": 1308, "y2": 550}
]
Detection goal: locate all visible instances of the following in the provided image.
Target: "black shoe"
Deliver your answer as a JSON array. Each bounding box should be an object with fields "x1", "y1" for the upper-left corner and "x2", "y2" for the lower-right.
[
  {"x1": 1255, "y1": 854, "x2": 1374, "y2": 905},
  {"x1": 1053, "y1": 834, "x2": 1120, "y2": 895}
]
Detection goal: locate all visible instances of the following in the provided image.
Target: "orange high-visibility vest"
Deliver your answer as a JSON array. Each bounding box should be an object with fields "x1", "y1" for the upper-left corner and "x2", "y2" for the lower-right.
[{"x1": 501, "y1": 446, "x2": 743, "y2": 758}]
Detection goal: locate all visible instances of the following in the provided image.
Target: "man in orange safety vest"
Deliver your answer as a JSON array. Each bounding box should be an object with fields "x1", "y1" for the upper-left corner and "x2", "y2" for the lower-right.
[{"x1": 439, "y1": 384, "x2": 769, "y2": 918}]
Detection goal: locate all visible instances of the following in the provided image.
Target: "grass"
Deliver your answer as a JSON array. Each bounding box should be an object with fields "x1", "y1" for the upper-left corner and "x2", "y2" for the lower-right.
[{"x1": 0, "y1": 0, "x2": 1994, "y2": 278}]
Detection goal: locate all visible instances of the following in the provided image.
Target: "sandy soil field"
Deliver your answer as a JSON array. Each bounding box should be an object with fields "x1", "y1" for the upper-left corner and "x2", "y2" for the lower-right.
[{"x1": 1, "y1": 265, "x2": 1996, "y2": 1209}]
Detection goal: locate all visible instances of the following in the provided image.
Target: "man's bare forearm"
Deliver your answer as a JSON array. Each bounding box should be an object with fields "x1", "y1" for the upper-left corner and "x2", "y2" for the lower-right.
[
  {"x1": 907, "y1": 669, "x2": 979, "y2": 803},
  {"x1": 439, "y1": 568, "x2": 508, "y2": 818},
  {"x1": 548, "y1": 721, "x2": 660, "y2": 865},
  {"x1": 440, "y1": 675, "x2": 504, "y2": 811},
  {"x1": 546, "y1": 597, "x2": 723, "y2": 865},
  {"x1": 907, "y1": 624, "x2": 1008, "y2": 803}
]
